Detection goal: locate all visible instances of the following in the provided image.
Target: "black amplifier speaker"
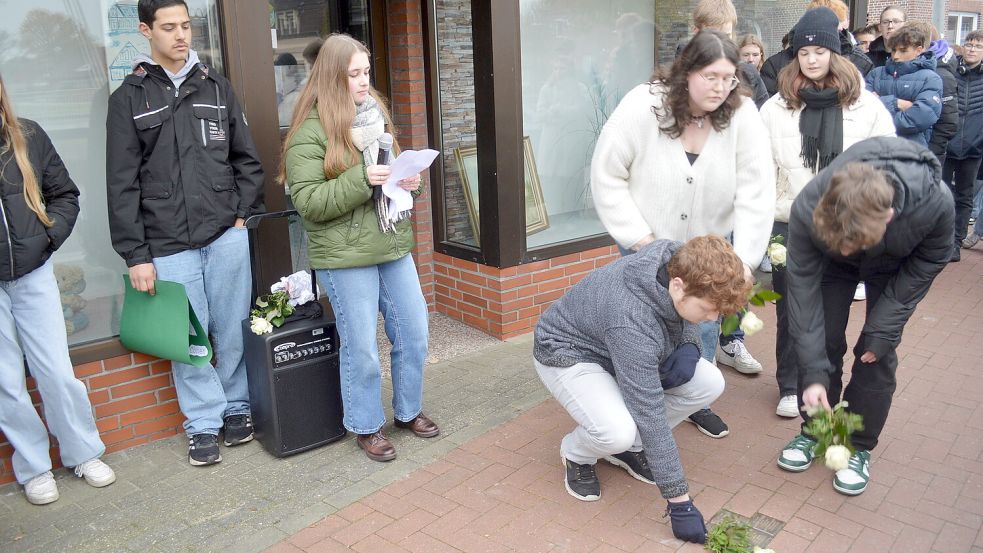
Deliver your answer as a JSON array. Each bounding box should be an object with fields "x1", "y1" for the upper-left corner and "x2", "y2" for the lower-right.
[
  {"x1": 242, "y1": 210, "x2": 347, "y2": 457},
  {"x1": 242, "y1": 315, "x2": 346, "y2": 457}
]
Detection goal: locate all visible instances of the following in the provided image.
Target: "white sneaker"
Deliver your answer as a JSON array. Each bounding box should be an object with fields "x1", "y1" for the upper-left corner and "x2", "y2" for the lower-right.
[
  {"x1": 776, "y1": 395, "x2": 799, "y2": 418},
  {"x1": 717, "y1": 341, "x2": 763, "y2": 374},
  {"x1": 853, "y1": 283, "x2": 866, "y2": 301},
  {"x1": 24, "y1": 471, "x2": 59, "y2": 505},
  {"x1": 74, "y1": 458, "x2": 116, "y2": 488}
]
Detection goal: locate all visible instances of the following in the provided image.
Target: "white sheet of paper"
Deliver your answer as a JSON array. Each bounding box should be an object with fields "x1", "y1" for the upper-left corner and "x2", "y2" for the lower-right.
[{"x1": 382, "y1": 149, "x2": 440, "y2": 215}]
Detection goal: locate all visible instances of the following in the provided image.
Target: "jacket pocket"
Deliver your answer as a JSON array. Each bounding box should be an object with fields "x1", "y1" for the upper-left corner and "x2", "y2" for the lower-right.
[
  {"x1": 193, "y1": 104, "x2": 228, "y2": 147},
  {"x1": 140, "y1": 181, "x2": 171, "y2": 200},
  {"x1": 133, "y1": 106, "x2": 168, "y2": 130},
  {"x1": 210, "y1": 174, "x2": 239, "y2": 218}
]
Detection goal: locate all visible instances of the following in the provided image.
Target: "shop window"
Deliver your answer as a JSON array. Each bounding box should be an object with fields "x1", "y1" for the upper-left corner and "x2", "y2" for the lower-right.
[
  {"x1": 948, "y1": 12, "x2": 979, "y2": 45},
  {"x1": 0, "y1": 0, "x2": 223, "y2": 346},
  {"x1": 519, "y1": 1, "x2": 655, "y2": 249},
  {"x1": 433, "y1": 0, "x2": 481, "y2": 249}
]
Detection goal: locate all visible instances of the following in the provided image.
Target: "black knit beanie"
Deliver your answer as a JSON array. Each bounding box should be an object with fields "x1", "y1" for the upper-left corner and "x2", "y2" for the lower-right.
[{"x1": 791, "y1": 8, "x2": 842, "y2": 54}]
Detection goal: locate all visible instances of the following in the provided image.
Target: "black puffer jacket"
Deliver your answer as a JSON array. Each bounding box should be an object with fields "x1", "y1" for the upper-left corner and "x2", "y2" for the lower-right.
[
  {"x1": 761, "y1": 31, "x2": 873, "y2": 96},
  {"x1": 786, "y1": 137, "x2": 953, "y2": 391},
  {"x1": 928, "y1": 45, "x2": 959, "y2": 164},
  {"x1": 946, "y1": 59, "x2": 983, "y2": 160},
  {"x1": 0, "y1": 119, "x2": 80, "y2": 281}
]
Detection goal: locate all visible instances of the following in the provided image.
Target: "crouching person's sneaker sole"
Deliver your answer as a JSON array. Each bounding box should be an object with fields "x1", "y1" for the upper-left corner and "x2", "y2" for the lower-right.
[{"x1": 562, "y1": 455, "x2": 600, "y2": 502}]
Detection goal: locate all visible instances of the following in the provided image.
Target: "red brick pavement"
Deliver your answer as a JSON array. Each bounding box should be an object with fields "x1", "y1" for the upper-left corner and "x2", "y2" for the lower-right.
[{"x1": 268, "y1": 251, "x2": 983, "y2": 552}]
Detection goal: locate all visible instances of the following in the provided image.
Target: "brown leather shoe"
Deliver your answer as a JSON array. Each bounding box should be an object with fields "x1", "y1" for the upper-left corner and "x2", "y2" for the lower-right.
[
  {"x1": 394, "y1": 414, "x2": 440, "y2": 438},
  {"x1": 356, "y1": 431, "x2": 396, "y2": 462}
]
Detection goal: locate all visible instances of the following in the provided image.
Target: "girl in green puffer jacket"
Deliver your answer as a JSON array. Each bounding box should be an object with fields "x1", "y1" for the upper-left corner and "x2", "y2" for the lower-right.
[{"x1": 279, "y1": 34, "x2": 439, "y2": 463}]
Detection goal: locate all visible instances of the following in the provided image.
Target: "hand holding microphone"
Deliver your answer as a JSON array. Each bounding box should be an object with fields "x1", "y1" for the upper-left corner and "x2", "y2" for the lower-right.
[{"x1": 366, "y1": 133, "x2": 394, "y2": 192}]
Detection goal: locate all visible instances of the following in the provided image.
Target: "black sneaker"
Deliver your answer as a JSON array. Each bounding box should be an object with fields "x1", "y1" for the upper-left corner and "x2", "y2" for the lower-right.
[
  {"x1": 562, "y1": 456, "x2": 600, "y2": 501},
  {"x1": 687, "y1": 408, "x2": 730, "y2": 438},
  {"x1": 223, "y1": 414, "x2": 254, "y2": 446},
  {"x1": 189, "y1": 434, "x2": 221, "y2": 466},
  {"x1": 604, "y1": 450, "x2": 656, "y2": 484}
]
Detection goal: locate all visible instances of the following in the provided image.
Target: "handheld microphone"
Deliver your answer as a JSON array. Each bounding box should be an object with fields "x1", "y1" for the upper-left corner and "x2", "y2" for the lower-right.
[{"x1": 374, "y1": 133, "x2": 393, "y2": 200}]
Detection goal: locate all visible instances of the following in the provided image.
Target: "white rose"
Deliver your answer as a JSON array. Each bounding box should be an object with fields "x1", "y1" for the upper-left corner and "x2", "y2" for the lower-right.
[
  {"x1": 824, "y1": 444, "x2": 852, "y2": 471},
  {"x1": 250, "y1": 316, "x2": 273, "y2": 335},
  {"x1": 768, "y1": 242, "x2": 787, "y2": 266},
  {"x1": 739, "y1": 311, "x2": 764, "y2": 336}
]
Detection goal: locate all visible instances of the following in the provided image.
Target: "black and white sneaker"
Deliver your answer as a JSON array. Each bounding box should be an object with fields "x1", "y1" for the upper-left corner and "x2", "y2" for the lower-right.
[
  {"x1": 562, "y1": 456, "x2": 600, "y2": 501},
  {"x1": 223, "y1": 414, "x2": 254, "y2": 446},
  {"x1": 189, "y1": 434, "x2": 221, "y2": 466},
  {"x1": 687, "y1": 408, "x2": 730, "y2": 438},
  {"x1": 604, "y1": 450, "x2": 656, "y2": 484}
]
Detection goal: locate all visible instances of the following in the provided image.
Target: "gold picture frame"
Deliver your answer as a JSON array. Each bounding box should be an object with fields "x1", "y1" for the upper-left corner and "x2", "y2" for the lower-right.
[{"x1": 453, "y1": 136, "x2": 549, "y2": 244}]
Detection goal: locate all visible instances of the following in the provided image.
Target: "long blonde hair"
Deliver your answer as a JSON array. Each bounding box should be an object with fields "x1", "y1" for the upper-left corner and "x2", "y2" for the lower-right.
[
  {"x1": 0, "y1": 75, "x2": 52, "y2": 227},
  {"x1": 278, "y1": 34, "x2": 398, "y2": 183}
]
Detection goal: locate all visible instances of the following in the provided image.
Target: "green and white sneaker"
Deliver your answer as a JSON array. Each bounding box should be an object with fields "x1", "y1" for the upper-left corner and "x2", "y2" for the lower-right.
[
  {"x1": 777, "y1": 434, "x2": 817, "y2": 472},
  {"x1": 833, "y1": 449, "x2": 870, "y2": 496}
]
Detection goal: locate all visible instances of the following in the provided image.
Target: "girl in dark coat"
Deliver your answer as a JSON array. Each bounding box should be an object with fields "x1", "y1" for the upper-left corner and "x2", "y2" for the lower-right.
[{"x1": 0, "y1": 73, "x2": 115, "y2": 505}]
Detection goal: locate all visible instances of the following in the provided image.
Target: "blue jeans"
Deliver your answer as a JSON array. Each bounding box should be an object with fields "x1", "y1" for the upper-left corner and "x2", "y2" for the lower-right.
[
  {"x1": 317, "y1": 254, "x2": 429, "y2": 434},
  {"x1": 0, "y1": 260, "x2": 105, "y2": 484},
  {"x1": 153, "y1": 227, "x2": 251, "y2": 436}
]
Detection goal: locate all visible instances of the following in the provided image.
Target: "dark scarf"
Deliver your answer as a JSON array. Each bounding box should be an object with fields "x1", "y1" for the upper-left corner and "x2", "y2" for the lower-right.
[{"x1": 798, "y1": 87, "x2": 843, "y2": 173}]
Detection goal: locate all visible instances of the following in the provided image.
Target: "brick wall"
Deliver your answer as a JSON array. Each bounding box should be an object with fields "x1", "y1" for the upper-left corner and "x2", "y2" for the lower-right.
[
  {"x1": 433, "y1": 246, "x2": 620, "y2": 339},
  {"x1": 0, "y1": 353, "x2": 182, "y2": 485},
  {"x1": 389, "y1": 0, "x2": 436, "y2": 309},
  {"x1": 865, "y1": 0, "x2": 937, "y2": 23}
]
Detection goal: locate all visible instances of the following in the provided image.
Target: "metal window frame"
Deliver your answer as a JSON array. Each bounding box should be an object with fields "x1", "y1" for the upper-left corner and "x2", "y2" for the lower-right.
[{"x1": 424, "y1": 0, "x2": 613, "y2": 270}]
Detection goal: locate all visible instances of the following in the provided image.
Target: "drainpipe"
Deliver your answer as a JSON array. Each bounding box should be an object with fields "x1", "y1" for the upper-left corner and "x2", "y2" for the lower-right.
[{"x1": 934, "y1": 0, "x2": 947, "y2": 39}]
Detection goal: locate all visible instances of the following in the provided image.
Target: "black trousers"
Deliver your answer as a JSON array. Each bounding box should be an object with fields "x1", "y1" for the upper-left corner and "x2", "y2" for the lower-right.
[
  {"x1": 771, "y1": 222, "x2": 798, "y2": 398},
  {"x1": 797, "y1": 260, "x2": 898, "y2": 451},
  {"x1": 942, "y1": 156, "x2": 983, "y2": 244}
]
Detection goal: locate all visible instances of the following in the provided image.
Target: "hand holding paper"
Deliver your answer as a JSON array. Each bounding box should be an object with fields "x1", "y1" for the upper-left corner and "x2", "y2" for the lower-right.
[{"x1": 381, "y1": 149, "x2": 440, "y2": 217}]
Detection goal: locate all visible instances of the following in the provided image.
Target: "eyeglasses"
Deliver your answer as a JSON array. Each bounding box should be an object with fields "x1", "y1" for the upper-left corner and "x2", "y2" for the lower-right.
[
  {"x1": 698, "y1": 72, "x2": 740, "y2": 90},
  {"x1": 964, "y1": 43, "x2": 983, "y2": 51},
  {"x1": 880, "y1": 18, "x2": 905, "y2": 26}
]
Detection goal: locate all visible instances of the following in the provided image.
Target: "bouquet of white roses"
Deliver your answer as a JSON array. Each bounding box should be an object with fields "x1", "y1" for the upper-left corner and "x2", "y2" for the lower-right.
[
  {"x1": 249, "y1": 290, "x2": 295, "y2": 335},
  {"x1": 803, "y1": 401, "x2": 864, "y2": 471}
]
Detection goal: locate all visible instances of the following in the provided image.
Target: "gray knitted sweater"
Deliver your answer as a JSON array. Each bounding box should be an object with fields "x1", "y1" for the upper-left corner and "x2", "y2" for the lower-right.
[{"x1": 533, "y1": 240, "x2": 701, "y2": 499}]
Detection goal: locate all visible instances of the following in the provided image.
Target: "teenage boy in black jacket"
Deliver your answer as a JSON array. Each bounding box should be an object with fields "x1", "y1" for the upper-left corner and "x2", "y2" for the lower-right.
[
  {"x1": 944, "y1": 31, "x2": 983, "y2": 260},
  {"x1": 776, "y1": 137, "x2": 953, "y2": 496},
  {"x1": 106, "y1": 0, "x2": 265, "y2": 466}
]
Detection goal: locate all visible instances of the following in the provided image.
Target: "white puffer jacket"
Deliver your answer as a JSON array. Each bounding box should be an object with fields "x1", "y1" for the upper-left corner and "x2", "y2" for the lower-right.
[{"x1": 759, "y1": 89, "x2": 895, "y2": 223}]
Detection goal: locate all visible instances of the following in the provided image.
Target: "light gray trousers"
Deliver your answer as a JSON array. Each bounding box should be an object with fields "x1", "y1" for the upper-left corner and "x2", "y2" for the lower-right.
[{"x1": 535, "y1": 358, "x2": 724, "y2": 465}]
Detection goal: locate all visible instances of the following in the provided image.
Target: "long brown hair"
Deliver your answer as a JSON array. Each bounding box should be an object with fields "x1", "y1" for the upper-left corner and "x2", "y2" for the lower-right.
[
  {"x1": 0, "y1": 75, "x2": 52, "y2": 227},
  {"x1": 776, "y1": 52, "x2": 862, "y2": 110},
  {"x1": 278, "y1": 34, "x2": 398, "y2": 183},
  {"x1": 650, "y1": 30, "x2": 745, "y2": 139}
]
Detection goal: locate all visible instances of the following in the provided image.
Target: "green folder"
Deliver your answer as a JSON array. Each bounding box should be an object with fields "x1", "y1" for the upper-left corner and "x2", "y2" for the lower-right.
[{"x1": 119, "y1": 276, "x2": 213, "y2": 367}]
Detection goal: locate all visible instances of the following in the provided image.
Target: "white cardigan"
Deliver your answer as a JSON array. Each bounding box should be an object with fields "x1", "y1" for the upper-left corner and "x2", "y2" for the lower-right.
[
  {"x1": 759, "y1": 89, "x2": 896, "y2": 223},
  {"x1": 590, "y1": 83, "x2": 776, "y2": 268}
]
